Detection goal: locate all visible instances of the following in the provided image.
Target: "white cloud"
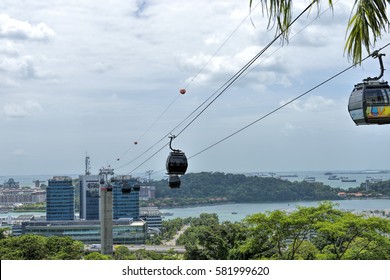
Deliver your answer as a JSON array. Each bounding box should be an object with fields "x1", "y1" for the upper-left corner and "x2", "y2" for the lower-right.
[
  {"x1": 281, "y1": 95, "x2": 335, "y2": 112},
  {"x1": 0, "y1": 13, "x2": 55, "y2": 41},
  {"x1": 2, "y1": 100, "x2": 43, "y2": 119}
]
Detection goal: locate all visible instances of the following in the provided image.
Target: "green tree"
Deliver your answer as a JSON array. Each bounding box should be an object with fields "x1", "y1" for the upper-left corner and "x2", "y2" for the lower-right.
[
  {"x1": 0, "y1": 234, "x2": 84, "y2": 260},
  {"x1": 180, "y1": 225, "x2": 229, "y2": 260},
  {"x1": 250, "y1": 0, "x2": 390, "y2": 64},
  {"x1": 241, "y1": 202, "x2": 338, "y2": 259},
  {"x1": 237, "y1": 202, "x2": 390, "y2": 260},
  {"x1": 113, "y1": 245, "x2": 136, "y2": 260},
  {"x1": 84, "y1": 252, "x2": 112, "y2": 260},
  {"x1": 46, "y1": 236, "x2": 84, "y2": 260},
  {"x1": 314, "y1": 212, "x2": 390, "y2": 259},
  {"x1": 0, "y1": 235, "x2": 48, "y2": 260}
]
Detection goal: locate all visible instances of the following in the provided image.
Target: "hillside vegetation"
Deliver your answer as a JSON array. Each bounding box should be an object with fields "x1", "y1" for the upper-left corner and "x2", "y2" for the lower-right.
[{"x1": 148, "y1": 172, "x2": 341, "y2": 207}]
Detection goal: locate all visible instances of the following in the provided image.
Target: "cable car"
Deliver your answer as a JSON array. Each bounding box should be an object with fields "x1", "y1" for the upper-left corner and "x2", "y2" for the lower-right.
[
  {"x1": 106, "y1": 183, "x2": 113, "y2": 192},
  {"x1": 166, "y1": 150, "x2": 188, "y2": 175},
  {"x1": 122, "y1": 181, "x2": 132, "y2": 194},
  {"x1": 168, "y1": 175, "x2": 181, "y2": 188},
  {"x1": 348, "y1": 52, "x2": 390, "y2": 125},
  {"x1": 133, "y1": 184, "x2": 140, "y2": 191},
  {"x1": 348, "y1": 81, "x2": 390, "y2": 125},
  {"x1": 165, "y1": 135, "x2": 188, "y2": 188}
]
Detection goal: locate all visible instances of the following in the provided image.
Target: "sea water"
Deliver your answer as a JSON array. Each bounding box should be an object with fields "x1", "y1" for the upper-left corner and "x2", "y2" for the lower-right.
[{"x1": 162, "y1": 199, "x2": 390, "y2": 222}]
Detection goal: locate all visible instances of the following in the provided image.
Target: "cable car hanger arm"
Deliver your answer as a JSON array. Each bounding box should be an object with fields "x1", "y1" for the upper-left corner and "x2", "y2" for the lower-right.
[
  {"x1": 168, "y1": 134, "x2": 180, "y2": 152},
  {"x1": 364, "y1": 51, "x2": 386, "y2": 82}
]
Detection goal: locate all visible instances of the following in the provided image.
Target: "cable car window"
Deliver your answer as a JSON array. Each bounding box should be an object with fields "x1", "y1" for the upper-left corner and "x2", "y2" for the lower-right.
[{"x1": 365, "y1": 90, "x2": 382, "y2": 104}]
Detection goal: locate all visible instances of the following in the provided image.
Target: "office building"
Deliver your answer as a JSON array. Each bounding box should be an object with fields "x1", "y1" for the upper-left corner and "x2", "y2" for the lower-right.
[
  {"x1": 20, "y1": 219, "x2": 147, "y2": 244},
  {"x1": 111, "y1": 175, "x2": 140, "y2": 220},
  {"x1": 140, "y1": 207, "x2": 162, "y2": 230},
  {"x1": 79, "y1": 175, "x2": 100, "y2": 220},
  {"x1": 139, "y1": 186, "x2": 156, "y2": 200},
  {"x1": 46, "y1": 176, "x2": 74, "y2": 221}
]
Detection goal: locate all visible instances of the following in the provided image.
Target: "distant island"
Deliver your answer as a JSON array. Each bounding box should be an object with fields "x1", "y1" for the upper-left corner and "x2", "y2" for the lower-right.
[{"x1": 141, "y1": 172, "x2": 390, "y2": 208}]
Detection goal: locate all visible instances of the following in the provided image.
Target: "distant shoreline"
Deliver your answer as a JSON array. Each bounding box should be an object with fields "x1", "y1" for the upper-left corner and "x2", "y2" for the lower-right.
[{"x1": 158, "y1": 197, "x2": 390, "y2": 210}]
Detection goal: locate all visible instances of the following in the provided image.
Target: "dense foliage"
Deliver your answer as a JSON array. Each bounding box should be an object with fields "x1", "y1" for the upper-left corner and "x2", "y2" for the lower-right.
[
  {"x1": 176, "y1": 202, "x2": 390, "y2": 260},
  {"x1": 1, "y1": 203, "x2": 389, "y2": 260},
  {"x1": 0, "y1": 235, "x2": 84, "y2": 260},
  {"x1": 149, "y1": 172, "x2": 341, "y2": 207}
]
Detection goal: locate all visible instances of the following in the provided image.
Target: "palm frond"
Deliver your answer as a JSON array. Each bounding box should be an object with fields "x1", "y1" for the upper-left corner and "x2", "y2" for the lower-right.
[{"x1": 344, "y1": 0, "x2": 389, "y2": 63}]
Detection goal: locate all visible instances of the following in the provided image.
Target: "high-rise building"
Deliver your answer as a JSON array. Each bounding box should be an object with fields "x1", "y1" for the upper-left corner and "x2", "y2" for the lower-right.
[
  {"x1": 111, "y1": 175, "x2": 140, "y2": 220},
  {"x1": 139, "y1": 186, "x2": 156, "y2": 200},
  {"x1": 46, "y1": 176, "x2": 74, "y2": 221},
  {"x1": 79, "y1": 175, "x2": 100, "y2": 220}
]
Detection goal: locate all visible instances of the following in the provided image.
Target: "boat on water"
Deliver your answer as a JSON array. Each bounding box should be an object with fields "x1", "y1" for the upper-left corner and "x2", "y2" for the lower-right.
[
  {"x1": 341, "y1": 178, "x2": 357, "y2": 182},
  {"x1": 328, "y1": 175, "x2": 340, "y2": 180},
  {"x1": 303, "y1": 176, "x2": 316, "y2": 182},
  {"x1": 280, "y1": 174, "x2": 298, "y2": 178},
  {"x1": 231, "y1": 212, "x2": 238, "y2": 215},
  {"x1": 160, "y1": 212, "x2": 174, "y2": 216}
]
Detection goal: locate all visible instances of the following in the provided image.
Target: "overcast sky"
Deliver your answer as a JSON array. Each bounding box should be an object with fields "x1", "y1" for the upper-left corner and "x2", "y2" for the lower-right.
[{"x1": 1, "y1": 0, "x2": 390, "y2": 177}]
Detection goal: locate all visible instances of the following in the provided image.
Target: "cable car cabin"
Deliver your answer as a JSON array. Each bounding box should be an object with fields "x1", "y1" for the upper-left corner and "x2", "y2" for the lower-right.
[
  {"x1": 348, "y1": 81, "x2": 390, "y2": 125},
  {"x1": 122, "y1": 182, "x2": 132, "y2": 194},
  {"x1": 168, "y1": 175, "x2": 181, "y2": 188},
  {"x1": 166, "y1": 151, "x2": 188, "y2": 175},
  {"x1": 133, "y1": 184, "x2": 140, "y2": 192}
]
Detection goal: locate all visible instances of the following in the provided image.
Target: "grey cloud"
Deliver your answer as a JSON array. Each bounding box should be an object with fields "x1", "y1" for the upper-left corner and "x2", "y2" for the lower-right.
[{"x1": 0, "y1": 55, "x2": 38, "y2": 79}]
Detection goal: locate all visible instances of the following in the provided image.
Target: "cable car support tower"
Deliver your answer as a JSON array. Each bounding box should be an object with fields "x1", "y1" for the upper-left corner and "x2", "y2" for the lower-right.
[{"x1": 99, "y1": 166, "x2": 114, "y2": 255}]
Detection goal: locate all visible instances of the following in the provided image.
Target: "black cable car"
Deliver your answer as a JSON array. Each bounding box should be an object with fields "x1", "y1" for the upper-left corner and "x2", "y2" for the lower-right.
[
  {"x1": 133, "y1": 184, "x2": 140, "y2": 192},
  {"x1": 166, "y1": 135, "x2": 188, "y2": 176},
  {"x1": 165, "y1": 135, "x2": 188, "y2": 188},
  {"x1": 121, "y1": 181, "x2": 132, "y2": 194},
  {"x1": 166, "y1": 150, "x2": 188, "y2": 175},
  {"x1": 168, "y1": 175, "x2": 181, "y2": 188},
  {"x1": 348, "y1": 52, "x2": 390, "y2": 125}
]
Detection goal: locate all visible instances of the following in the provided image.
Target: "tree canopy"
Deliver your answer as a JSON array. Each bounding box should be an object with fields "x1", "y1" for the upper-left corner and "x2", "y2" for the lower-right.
[
  {"x1": 0, "y1": 235, "x2": 84, "y2": 260},
  {"x1": 149, "y1": 172, "x2": 341, "y2": 207},
  {"x1": 177, "y1": 202, "x2": 390, "y2": 260}
]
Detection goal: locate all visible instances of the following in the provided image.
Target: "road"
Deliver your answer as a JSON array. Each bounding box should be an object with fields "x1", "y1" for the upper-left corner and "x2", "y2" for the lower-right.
[
  {"x1": 124, "y1": 244, "x2": 186, "y2": 253},
  {"x1": 164, "y1": 225, "x2": 190, "y2": 246}
]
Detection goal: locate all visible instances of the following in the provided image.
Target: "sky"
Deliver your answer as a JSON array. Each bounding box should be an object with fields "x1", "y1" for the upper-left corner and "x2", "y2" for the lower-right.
[{"x1": 1, "y1": 0, "x2": 390, "y2": 178}]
